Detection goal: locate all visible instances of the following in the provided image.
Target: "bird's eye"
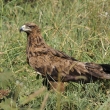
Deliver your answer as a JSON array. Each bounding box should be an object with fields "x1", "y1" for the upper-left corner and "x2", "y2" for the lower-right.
[{"x1": 29, "y1": 26, "x2": 35, "y2": 28}]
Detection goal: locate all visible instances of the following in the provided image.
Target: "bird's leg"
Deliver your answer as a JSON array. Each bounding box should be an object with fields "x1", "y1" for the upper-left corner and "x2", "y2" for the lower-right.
[
  {"x1": 42, "y1": 78, "x2": 66, "y2": 92},
  {"x1": 49, "y1": 81, "x2": 66, "y2": 92}
]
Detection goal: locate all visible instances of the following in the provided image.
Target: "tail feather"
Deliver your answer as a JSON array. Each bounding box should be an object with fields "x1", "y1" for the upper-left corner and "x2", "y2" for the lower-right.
[
  {"x1": 103, "y1": 74, "x2": 110, "y2": 79},
  {"x1": 99, "y1": 64, "x2": 110, "y2": 79},
  {"x1": 85, "y1": 63, "x2": 110, "y2": 80},
  {"x1": 100, "y1": 64, "x2": 110, "y2": 73}
]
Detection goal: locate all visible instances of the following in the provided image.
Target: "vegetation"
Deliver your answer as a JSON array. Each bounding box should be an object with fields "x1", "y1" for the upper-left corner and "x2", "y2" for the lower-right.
[{"x1": 0, "y1": 0, "x2": 110, "y2": 109}]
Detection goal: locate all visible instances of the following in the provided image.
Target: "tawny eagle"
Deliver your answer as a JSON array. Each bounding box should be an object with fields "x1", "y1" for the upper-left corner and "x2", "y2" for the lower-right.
[{"x1": 20, "y1": 23, "x2": 110, "y2": 92}]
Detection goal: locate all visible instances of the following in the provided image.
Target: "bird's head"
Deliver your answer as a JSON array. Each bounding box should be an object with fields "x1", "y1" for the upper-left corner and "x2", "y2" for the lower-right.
[{"x1": 20, "y1": 23, "x2": 40, "y2": 34}]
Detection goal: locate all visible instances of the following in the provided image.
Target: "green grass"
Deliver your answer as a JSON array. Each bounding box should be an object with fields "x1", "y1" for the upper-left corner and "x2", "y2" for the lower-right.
[{"x1": 0, "y1": 0, "x2": 110, "y2": 109}]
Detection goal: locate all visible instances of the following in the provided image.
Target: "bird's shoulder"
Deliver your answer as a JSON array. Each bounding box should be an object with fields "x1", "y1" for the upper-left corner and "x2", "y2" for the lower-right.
[
  {"x1": 34, "y1": 45, "x2": 77, "y2": 61},
  {"x1": 28, "y1": 43, "x2": 77, "y2": 61}
]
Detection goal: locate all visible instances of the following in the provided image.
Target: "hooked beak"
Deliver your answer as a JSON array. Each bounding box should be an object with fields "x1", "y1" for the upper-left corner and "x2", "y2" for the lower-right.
[
  {"x1": 19, "y1": 28, "x2": 23, "y2": 32},
  {"x1": 19, "y1": 25, "x2": 31, "y2": 32}
]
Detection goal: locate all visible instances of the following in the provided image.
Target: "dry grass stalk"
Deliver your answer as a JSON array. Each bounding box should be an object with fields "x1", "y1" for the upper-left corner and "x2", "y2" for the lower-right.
[
  {"x1": 21, "y1": 87, "x2": 45, "y2": 105},
  {"x1": 40, "y1": 93, "x2": 49, "y2": 110}
]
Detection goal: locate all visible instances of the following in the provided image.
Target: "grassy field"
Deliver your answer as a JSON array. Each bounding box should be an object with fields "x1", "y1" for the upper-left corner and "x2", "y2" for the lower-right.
[{"x1": 0, "y1": 0, "x2": 110, "y2": 109}]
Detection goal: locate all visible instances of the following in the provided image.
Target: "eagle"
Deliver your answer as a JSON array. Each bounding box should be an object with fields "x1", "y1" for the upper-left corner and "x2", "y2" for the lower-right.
[{"x1": 20, "y1": 23, "x2": 110, "y2": 92}]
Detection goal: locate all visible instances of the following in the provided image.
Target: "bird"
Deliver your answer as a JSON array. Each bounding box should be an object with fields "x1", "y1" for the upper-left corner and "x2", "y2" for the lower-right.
[{"x1": 20, "y1": 23, "x2": 110, "y2": 92}]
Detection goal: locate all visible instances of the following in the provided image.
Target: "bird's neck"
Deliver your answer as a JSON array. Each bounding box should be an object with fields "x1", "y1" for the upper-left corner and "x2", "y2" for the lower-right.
[{"x1": 27, "y1": 33, "x2": 46, "y2": 48}]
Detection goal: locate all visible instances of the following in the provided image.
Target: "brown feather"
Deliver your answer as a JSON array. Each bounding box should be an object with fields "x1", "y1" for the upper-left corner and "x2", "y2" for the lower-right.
[{"x1": 20, "y1": 23, "x2": 110, "y2": 92}]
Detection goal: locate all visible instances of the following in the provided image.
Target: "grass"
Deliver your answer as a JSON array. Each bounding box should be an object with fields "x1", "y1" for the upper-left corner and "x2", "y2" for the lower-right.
[{"x1": 0, "y1": 0, "x2": 110, "y2": 109}]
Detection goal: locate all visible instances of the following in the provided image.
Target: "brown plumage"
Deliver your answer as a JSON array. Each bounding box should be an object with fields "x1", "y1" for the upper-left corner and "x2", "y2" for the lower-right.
[{"x1": 20, "y1": 23, "x2": 110, "y2": 92}]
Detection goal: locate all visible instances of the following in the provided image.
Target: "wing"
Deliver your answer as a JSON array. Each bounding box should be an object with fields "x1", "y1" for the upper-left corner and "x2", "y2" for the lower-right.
[
  {"x1": 29, "y1": 46, "x2": 110, "y2": 82},
  {"x1": 34, "y1": 45, "x2": 77, "y2": 61},
  {"x1": 29, "y1": 46, "x2": 88, "y2": 81},
  {"x1": 50, "y1": 49, "x2": 77, "y2": 61}
]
